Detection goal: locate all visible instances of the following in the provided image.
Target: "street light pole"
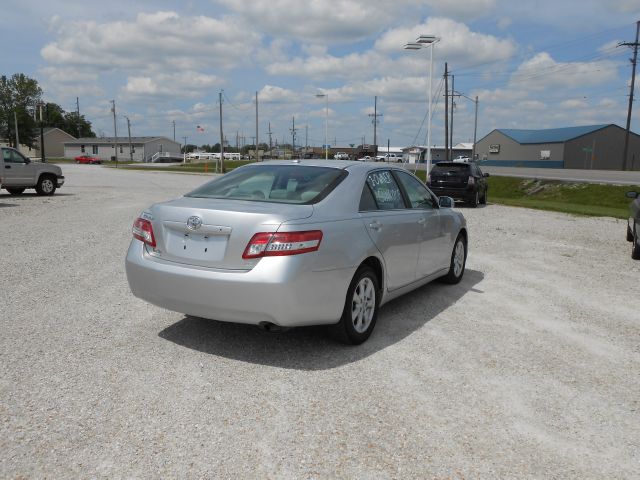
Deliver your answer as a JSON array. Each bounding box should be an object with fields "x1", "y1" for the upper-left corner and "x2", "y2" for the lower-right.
[
  {"x1": 316, "y1": 93, "x2": 329, "y2": 160},
  {"x1": 405, "y1": 35, "x2": 440, "y2": 177}
]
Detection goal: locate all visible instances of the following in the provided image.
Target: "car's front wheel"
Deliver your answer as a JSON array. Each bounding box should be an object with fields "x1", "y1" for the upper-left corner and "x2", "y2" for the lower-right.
[
  {"x1": 36, "y1": 175, "x2": 56, "y2": 196},
  {"x1": 627, "y1": 224, "x2": 634, "y2": 242},
  {"x1": 440, "y1": 233, "x2": 467, "y2": 284},
  {"x1": 329, "y1": 265, "x2": 379, "y2": 345}
]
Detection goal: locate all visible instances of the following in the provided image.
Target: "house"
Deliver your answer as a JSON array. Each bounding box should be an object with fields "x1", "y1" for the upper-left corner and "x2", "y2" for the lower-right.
[
  {"x1": 63, "y1": 136, "x2": 182, "y2": 162},
  {"x1": 475, "y1": 124, "x2": 640, "y2": 170},
  {"x1": 35, "y1": 128, "x2": 77, "y2": 159}
]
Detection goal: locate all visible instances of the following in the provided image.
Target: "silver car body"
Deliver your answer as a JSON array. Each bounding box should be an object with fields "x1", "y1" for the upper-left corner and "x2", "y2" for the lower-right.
[{"x1": 125, "y1": 160, "x2": 467, "y2": 327}]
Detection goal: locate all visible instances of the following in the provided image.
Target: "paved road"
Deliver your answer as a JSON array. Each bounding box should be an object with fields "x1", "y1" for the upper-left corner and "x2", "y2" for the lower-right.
[
  {"x1": 1, "y1": 165, "x2": 638, "y2": 478},
  {"x1": 400, "y1": 162, "x2": 640, "y2": 185}
]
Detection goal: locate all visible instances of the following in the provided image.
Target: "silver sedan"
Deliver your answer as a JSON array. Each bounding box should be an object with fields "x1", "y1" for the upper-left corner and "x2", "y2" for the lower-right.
[{"x1": 125, "y1": 160, "x2": 468, "y2": 344}]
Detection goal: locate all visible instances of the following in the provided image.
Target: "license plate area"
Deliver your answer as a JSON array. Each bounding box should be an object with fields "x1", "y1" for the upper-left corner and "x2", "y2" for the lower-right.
[{"x1": 166, "y1": 230, "x2": 228, "y2": 262}]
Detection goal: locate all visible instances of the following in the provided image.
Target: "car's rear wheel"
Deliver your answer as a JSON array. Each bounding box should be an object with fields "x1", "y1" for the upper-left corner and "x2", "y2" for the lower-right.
[
  {"x1": 627, "y1": 224, "x2": 634, "y2": 242},
  {"x1": 481, "y1": 188, "x2": 488, "y2": 205},
  {"x1": 329, "y1": 265, "x2": 379, "y2": 345},
  {"x1": 632, "y1": 223, "x2": 640, "y2": 260},
  {"x1": 36, "y1": 175, "x2": 56, "y2": 196},
  {"x1": 468, "y1": 191, "x2": 479, "y2": 208},
  {"x1": 6, "y1": 188, "x2": 25, "y2": 195},
  {"x1": 440, "y1": 233, "x2": 467, "y2": 284}
]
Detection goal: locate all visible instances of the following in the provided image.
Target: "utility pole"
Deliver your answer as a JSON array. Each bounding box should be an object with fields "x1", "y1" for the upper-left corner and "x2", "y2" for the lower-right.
[
  {"x1": 444, "y1": 63, "x2": 449, "y2": 162},
  {"x1": 219, "y1": 91, "x2": 225, "y2": 173},
  {"x1": 305, "y1": 124, "x2": 308, "y2": 154},
  {"x1": 368, "y1": 96, "x2": 383, "y2": 148},
  {"x1": 290, "y1": 116, "x2": 297, "y2": 158},
  {"x1": 125, "y1": 116, "x2": 133, "y2": 162},
  {"x1": 472, "y1": 96, "x2": 479, "y2": 160},
  {"x1": 172, "y1": 120, "x2": 176, "y2": 142},
  {"x1": 14, "y1": 111, "x2": 19, "y2": 149},
  {"x1": 76, "y1": 97, "x2": 81, "y2": 138},
  {"x1": 111, "y1": 100, "x2": 118, "y2": 167},
  {"x1": 267, "y1": 122, "x2": 273, "y2": 158},
  {"x1": 450, "y1": 77, "x2": 461, "y2": 159},
  {"x1": 255, "y1": 91, "x2": 260, "y2": 161},
  {"x1": 39, "y1": 102, "x2": 45, "y2": 162},
  {"x1": 621, "y1": 20, "x2": 640, "y2": 171}
]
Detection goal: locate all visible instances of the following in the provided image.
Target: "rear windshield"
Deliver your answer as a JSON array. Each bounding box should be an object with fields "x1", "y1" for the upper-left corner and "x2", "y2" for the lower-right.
[
  {"x1": 185, "y1": 164, "x2": 347, "y2": 204},
  {"x1": 432, "y1": 163, "x2": 470, "y2": 173}
]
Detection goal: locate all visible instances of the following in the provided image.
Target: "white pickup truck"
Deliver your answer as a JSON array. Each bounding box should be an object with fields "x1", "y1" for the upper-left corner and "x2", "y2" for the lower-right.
[{"x1": 1, "y1": 147, "x2": 65, "y2": 196}]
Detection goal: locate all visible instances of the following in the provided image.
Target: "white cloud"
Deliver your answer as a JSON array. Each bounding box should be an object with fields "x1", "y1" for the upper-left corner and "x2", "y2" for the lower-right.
[
  {"x1": 121, "y1": 72, "x2": 221, "y2": 100},
  {"x1": 215, "y1": 0, "x2": 411, "y2": 43},
  {"x1": 41, "y1": 11, "x2": 260, "y2": 72}
]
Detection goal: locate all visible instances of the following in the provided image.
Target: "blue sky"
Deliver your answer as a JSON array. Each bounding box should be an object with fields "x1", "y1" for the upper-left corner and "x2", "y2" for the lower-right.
[{"x1": 3, "y1": 0, "x2": 640, "y2": 149}]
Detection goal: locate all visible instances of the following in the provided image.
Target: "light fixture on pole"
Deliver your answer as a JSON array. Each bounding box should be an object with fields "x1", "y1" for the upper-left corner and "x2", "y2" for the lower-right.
[
  {"x1": 316, "y1": 93, "x2": 329, "y2": 160},
  {"x1": 404, "y1": 34, "x2": 440, "y2": 177}
]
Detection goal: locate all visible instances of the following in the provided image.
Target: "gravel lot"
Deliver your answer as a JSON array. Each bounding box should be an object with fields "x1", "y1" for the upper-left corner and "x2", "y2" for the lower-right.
[{"x1": 1, "y1": 165, "x2": 639, "y2": 479}]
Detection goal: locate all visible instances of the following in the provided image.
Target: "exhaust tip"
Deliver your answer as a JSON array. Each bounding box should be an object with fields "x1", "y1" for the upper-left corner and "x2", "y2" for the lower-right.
[{"x1": 258, "y1": 322, "x2": 288, "y2": 333}]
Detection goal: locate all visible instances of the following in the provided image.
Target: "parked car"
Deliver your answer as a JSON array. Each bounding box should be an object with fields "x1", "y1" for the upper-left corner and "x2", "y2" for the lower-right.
[
  {"x1": 126, "y1": 160, "x2": 467, "y2": 344},
  {"x1": 376, "y1": 153, "x2": 403, "y2": 163},
  {"x1": 1, "y1": 147, "x2": 64, "y2": 196},
  {"x1": 75, "y1": 154, "x2": 102, "y2": 164},
  {"x1": 626, "y1": 190, "x2": 640, "y2": 260},
  {"x1": 334, "y1": 152, "x2": 349, "y2": 160},
  {"x1": 428, "y1": 161, "x2": 489, "y2": 207}
]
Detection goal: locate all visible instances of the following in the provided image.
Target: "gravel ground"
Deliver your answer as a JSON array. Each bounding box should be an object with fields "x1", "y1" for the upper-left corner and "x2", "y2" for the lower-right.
[{"x1": 1, "y1": 165, "x2": 639, "y2": 479}]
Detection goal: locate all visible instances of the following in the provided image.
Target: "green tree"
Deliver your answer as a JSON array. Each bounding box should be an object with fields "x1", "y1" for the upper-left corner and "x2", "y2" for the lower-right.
[{"x1": 0, "y1": 73, "x2": 42, "y2": 147}]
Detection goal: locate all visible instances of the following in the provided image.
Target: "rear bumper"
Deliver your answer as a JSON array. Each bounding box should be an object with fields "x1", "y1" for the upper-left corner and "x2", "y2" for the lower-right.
[
  {"x1": 429, "y1": 185, "x2": 475, "y2": 201},
  {"x1": 125, "y1": 240, "x2": 354, "y2": 327}
]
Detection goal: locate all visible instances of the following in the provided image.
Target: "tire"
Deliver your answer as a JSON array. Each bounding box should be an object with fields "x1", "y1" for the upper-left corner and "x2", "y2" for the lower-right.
[
  {"x1": 6, "y1": 188, "x2": 25, "y2": 195},
  {"x1": 328, "y1": 266, "x2": 380, "y2": 345},
  {"x1": 632, "y1": 223, "x2": 640, "y2": 260},
  {"x1": 627, "y1": 224, "x2": 634, "y2": 242},
  {"x1": 468, "y1": 191, "x2": 479, "y2": 208},
  {"x1": 480, "y1": 188, "x2": 487, "y2": 205},
  {"x1": 36, "y1": 175, "x2": 56, "y2": 196},
  {"x1": 440, "y1": 233, "x2": 467, "y2": 284}
]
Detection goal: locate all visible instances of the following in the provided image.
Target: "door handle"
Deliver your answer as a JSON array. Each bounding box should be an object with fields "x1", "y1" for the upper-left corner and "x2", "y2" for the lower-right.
[
  {"x1": 368, "y1": 221, "x2": 382, "y2": 231},
  {"x1": 4, "y1": 165, "x2": 10, "y2": 169}
]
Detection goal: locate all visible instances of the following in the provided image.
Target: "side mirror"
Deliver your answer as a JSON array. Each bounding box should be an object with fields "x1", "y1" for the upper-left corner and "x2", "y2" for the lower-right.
[
  {"x1": 626, "y1": 191, "x2": 639, "y2": 199},
  {"x1": 438, "y1": 196, "x2": 454, "y2": 208},
  {"x1": 483, "y1": 172, "x2": 490, "y2": 178}
]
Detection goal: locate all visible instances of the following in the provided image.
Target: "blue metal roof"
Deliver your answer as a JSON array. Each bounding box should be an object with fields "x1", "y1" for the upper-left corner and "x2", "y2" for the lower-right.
[{"x1": 497, "y1": 124, "x2": 611, "y2": 144}]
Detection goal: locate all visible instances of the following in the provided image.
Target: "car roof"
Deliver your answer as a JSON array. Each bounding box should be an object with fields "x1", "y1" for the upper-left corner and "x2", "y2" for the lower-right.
[{"x1": 256, "y1": 159, "x2": 413, "y2": 174}]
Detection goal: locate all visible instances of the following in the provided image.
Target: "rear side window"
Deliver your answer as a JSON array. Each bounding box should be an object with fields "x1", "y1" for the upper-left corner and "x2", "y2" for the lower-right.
[
  {"x1": 186, "y1": 165, "x2": 347, "y2": 204},
  {"x1": 432, "y1": 163, "x2": 470, "y2": 174},
  {"x1": 365, "y1": 171, "x2": 406, "y2": 210}
]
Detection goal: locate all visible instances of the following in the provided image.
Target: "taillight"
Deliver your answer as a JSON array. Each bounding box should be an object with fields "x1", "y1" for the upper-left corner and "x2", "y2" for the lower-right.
[
  {"x1": 467, "y1": 176, "x2": 475, "y2": 186},
  {"x1": 243, "y1": 231, "x2": 323, "y2": 259},
  {"x1": 132, "y1": 217, "x2": 156, "y2": 247}
]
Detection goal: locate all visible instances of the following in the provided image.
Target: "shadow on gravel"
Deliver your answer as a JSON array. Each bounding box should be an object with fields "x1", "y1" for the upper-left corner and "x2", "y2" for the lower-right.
[
  {"x1": 158, "y1": 269, "x2": 484, "y2": 371},
  {"x1": 1, "y1": 193, "x2": 75, "y2": 198},
  {"x1": 0, "y1": 202, "x2": 18, "y2": 208}
]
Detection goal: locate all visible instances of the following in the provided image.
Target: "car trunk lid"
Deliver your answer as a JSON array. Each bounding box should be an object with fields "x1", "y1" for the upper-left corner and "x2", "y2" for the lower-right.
[
  {"x1": 430, "y1": 163, "x2": 471, "y2": 187},
  {"x1": 147, "y1": 196, "x2": 314, "y2": 270}
]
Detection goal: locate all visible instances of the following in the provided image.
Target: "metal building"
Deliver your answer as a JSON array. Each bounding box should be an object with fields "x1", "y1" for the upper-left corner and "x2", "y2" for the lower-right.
[{"x1": 475, "y1": 124, "x2": 640, "y2": 170}]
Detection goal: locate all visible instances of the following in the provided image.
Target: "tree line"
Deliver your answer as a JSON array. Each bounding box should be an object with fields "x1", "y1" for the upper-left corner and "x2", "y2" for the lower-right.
[{"x1": 0, "y1": 73, "x2": 95, "y2": 149}]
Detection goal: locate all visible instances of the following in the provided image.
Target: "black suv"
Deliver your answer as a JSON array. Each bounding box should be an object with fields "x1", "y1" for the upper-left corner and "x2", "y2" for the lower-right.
[{"x1": 428, "y1": 162, "x2": 489, "y2": 207}]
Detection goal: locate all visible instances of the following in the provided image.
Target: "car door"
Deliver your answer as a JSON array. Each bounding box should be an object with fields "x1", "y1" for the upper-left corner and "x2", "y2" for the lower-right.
[
  {"x1": 1, "y1": 148, "x2": 32, "y2": 186},
  {"x1": 359, "y1": 169, "x2": 422, "y2": 291},
  {"x1": 393, "y1": 170, "x2": 450, "y2": 276}
]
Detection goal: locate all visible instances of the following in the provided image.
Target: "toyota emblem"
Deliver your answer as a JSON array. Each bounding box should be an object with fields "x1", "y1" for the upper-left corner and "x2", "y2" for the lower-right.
[{"x1": 186, "y1": 215, "x2": 203, "y2": 230}]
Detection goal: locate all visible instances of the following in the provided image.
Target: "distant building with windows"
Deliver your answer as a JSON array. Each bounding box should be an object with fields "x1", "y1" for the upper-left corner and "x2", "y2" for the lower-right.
[
  {"x1": 63, "y1": 136, "x2": 181, "y2": 162},
  {"x1": 475, "y1": 124, "x2": 640, "y2": 170}
]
